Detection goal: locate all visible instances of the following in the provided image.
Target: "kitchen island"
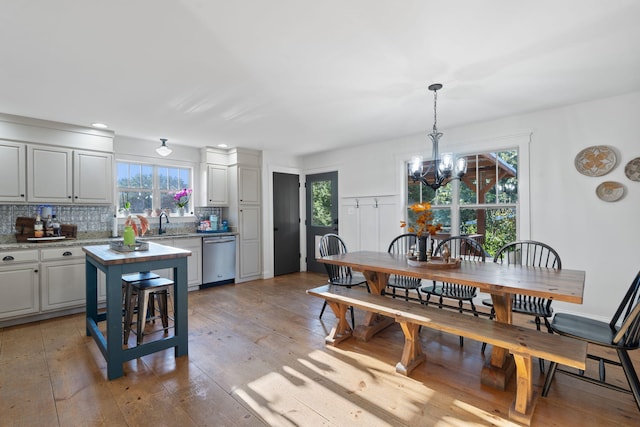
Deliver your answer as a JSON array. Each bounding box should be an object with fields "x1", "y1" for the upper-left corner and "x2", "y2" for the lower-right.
[{"x1": 83, "y1": 241, "x2": 191, "y2": 380}]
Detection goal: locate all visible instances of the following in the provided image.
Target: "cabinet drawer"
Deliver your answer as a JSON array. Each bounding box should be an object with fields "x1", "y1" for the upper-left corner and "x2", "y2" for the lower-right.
[
  {"x1": 0, "y1": 249, "x2": 39, "y2": 264},
  {"x1": 40, "y1": 246, "x2": 84, "y2": 261}
]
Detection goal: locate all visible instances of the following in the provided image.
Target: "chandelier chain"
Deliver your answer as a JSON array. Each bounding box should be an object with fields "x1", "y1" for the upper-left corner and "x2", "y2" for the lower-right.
[{"x1": 433, "y1": 89, "x2": 438, "y2": 132}]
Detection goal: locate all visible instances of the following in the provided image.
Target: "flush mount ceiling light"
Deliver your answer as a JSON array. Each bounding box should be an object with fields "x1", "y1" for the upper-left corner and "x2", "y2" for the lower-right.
[
  {"x1": 156, "y1": 138, "x2": 172, "y2": 157},
  {"x1": 91, "y1": 122, "x2": 108, "y2": 129},
  {"x1": 410, "y1": 83, "x2": 467, "y2": 190},
  {"x1": 217, "y1": 143, "x2": 228, "y2": 148}
]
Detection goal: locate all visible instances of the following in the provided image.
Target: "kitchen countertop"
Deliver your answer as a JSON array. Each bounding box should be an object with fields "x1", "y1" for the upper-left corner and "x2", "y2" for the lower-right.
[{"x1": 0, "y1": 232, "x2": 237, "y2": 251}]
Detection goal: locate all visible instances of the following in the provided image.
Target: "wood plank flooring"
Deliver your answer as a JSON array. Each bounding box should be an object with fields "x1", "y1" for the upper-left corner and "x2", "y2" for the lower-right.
[{"x1": 1, "y1": 272, "x2": 638, "y2": 426}]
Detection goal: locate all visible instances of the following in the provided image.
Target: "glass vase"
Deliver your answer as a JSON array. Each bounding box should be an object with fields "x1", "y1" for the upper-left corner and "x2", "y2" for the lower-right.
[{"x1": 177, "y1": 207, "x2": 185, "y2": 216}]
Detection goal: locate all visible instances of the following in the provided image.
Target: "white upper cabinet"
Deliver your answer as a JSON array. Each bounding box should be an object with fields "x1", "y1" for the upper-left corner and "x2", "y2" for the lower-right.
[
  {"x1": 207, "y1": 164, "x2": 229, "y2": 206},
  {"x1": 27, "y1": 145, "x2": 73, "y2": 203},
  {"x1": 0, "y1": 140, "x2": 26, "y2": 202},
  {"x1": 73, "y1": 150, "x2": 113, "y2": 204},
  {"x1": 238, "y1": 166, "x2": 260, "y2": 204},
  {"x1": 27, "y1": 145, "x2": 113, "y2": 204}
]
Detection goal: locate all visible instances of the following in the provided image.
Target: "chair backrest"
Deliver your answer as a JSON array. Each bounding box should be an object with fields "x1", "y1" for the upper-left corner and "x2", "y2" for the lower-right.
[
  {"x1": 387, "y1": 233, "x2": 421, "y2": 287},
  {"x1": 611, "y1": 272, "x2": 640, "y2": 348},
  {"x1": 493, "y1": 240, "x2": 561, "y2": 269},
  {"x1": 318, "y1": 233, "x2": 352, "y2": 281},
  {"x1": 434, "y1": 236, "x2": 487, "y2": 262},
  {"x1": 387, "y1": 233, "x2": 417, "y2": 255}
]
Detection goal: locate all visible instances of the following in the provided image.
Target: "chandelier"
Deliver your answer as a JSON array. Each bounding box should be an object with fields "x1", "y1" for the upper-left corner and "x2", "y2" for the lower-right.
[
  {"x1": 156, "y1": 138, "x2": 172, "y2": 157},
  {"x1": 410, "y1": 83, "x2": 467, "y2": 190}
]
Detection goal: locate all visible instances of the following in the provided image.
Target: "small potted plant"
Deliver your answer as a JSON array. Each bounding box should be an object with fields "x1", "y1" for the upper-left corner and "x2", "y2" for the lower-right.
[{"x1": 173, "y1": 188, "x2": 192, "y2": 216}]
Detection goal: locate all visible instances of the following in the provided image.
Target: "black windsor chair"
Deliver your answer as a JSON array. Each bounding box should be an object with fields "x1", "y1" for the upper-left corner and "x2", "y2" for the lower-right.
[
  {"x1": 422, "y1": 236, "x2": 487, "y2": 346},
  {"x1": 481, "y1": 240, "x2": 561, "y2": 372},
  {"x1": 386, "y1": 233, "x2": 423, "y2": 302},
  {"x1": 542, "y1": 271, "x2": 640, "y2": 411},
  {"x1": 318, "y1": 233, "x2": 368, "y2": 328}
]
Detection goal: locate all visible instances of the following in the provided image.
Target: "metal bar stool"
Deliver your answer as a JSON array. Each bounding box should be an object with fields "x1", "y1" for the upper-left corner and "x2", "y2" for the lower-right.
[
  {"x1": 123, "y1": 277, "x2": 173, "y2": 346},
  {"x1": 121, "y1": 271, "x2": 160, "y2": 306}
]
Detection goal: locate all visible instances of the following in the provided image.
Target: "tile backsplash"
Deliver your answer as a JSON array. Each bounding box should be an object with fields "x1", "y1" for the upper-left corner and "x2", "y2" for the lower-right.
[{"x1": 0, "y1": 204, "x2": 223, "y2": 243}]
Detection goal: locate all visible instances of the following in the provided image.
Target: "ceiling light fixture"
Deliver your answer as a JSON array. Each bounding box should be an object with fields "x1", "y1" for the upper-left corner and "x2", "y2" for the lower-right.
[
  {"x1": 91, "y1": 122, "x2": 108, "y2": 129},
  {"x1": 217, "y1": 143, "x2": 228, "y2": 148},
  {"x1": 410, "y1": 83, "x2": 467, "y2": 190},
  {"x1": 156, "y1": 138, "x2": 172, "y2": 157}
]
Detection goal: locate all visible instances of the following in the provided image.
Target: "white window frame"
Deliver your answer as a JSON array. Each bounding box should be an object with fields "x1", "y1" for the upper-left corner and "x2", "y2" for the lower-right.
[{"x1": 115, "y1": 160, "x2": 193, "y2": 215}]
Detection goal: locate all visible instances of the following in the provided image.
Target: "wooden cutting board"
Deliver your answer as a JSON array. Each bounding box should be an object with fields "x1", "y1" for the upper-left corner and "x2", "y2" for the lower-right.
[{"x1": 15, "y1": 217, "x2": 35, "y2": 241}]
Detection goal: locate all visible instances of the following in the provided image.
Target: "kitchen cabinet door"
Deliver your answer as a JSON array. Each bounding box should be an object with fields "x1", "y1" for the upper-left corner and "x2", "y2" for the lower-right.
[
  {"x1": 172, "y1": 237, "x2": 202, "y2": 290},
  {"x1": 27, "y1": 145, "x2": 73, "y2": 203},
  {"x1": 0, "y1": 140, "x2": 26, "y2": 202},
  {"x1": 207, "y1": 164, "x2": 229, "y2": 206},
  {"x1": 40, "y1": 259, "x2": 85, "y2": 311},
  {"x1": 238, "y1": 166, "x2": 260, "y2": 204},
  {"x1": 73, "y1": 150, "x2": 113, "y2": 204},
  {"x1": 238, "y1": 205, "x2": 261, "y2": 282},
  {"x1": 0, "y1": 263, "x2": 39, "y2": 320}
]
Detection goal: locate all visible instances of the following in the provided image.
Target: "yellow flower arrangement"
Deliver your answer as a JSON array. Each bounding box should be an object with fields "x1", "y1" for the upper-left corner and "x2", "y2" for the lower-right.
[{"x1": 400, "y1": 202, "x2": 443, "y2": 236}]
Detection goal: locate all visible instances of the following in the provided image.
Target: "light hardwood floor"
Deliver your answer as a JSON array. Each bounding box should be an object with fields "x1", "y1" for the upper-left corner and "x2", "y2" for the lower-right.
[{"x1": 1, "y1": 272, "x2": 638, "y2": 426}]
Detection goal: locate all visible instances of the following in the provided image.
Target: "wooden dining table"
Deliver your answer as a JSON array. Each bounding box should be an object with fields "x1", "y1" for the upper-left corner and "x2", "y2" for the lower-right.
[{"x1": 318, "y1": 251, "x2": 585, "y2": 389}]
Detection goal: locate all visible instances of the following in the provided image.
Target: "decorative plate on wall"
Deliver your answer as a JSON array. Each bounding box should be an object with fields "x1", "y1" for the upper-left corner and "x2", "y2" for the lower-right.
[
  {"x1": 575, "y1": 145, "x2": 617, "y2": 177},
  {"x1": 624, "y1": 157, "x2": 640, "y2": 182},
  {"x1": 596, "y1": 181, "x2": 625, "y2": 202}
]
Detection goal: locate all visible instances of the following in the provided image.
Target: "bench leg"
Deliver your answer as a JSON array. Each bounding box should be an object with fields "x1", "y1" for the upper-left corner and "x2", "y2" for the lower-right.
[
  {"x1": 509, "y1": 353, "x2": 538, "y2": 426},
  {"x1": 324, "y1": 301, "x2": 353, "y2": 345},
  {"x1": 395, "y1": 321, "x2": 426, "y2": 376}
]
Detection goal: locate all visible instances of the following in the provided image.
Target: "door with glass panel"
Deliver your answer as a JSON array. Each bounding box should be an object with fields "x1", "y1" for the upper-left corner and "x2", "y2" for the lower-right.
[{"x1": 305, "y1": 171, "x2": 338, "y2": 273}]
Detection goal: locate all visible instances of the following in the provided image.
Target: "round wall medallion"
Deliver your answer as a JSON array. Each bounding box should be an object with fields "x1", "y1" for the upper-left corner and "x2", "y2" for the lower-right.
[
  {"x1": 575, "y1": 146, "x2": 617, "y2": 177},
  {"x1": 624, "y1": 157, "x2": 640, "y2": 182},
  {"x1": 596, "y1": 181, "x2": 625, "y2": 202}
]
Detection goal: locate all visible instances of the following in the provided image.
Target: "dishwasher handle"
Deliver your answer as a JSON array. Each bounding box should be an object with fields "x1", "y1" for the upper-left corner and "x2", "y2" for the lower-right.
[{"x1": 203, "y1": 237, "x2": 236, "y2": 244}]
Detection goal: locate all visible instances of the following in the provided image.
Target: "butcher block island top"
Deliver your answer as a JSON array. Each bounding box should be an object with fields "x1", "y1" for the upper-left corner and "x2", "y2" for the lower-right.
[{"x1": 82, "y1": 240, "x2": 191, "y2": 264}]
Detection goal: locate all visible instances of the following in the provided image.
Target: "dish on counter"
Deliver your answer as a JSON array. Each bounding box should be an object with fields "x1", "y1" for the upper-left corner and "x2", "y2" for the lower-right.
[
  {"x1": 575, "y1": 145, "x2": 617, "y2": 177},
  {"x1": 27, "y1": 236, "x2": 66, "y2": 241},
  {"x1": 624, "y1": 157, "x2": 640, "y2": 181},
  {"x1": 596, "y1": 181, "x2": 625, "y2": 202}
]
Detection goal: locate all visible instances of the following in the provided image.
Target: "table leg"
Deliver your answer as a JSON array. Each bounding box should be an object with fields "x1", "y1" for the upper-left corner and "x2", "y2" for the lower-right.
[
  {"x1": 106, "y1": 265, "x2": 124, "y2": 380},
  {"x1": 353, "y1": 270, "x2": 394, "y2": 341},
  {"x1": 481, "y1": 293, "x2": 515, "y2": 390},
  {"x1": 85, "y1": 261, "x2": 98, "y2": 336},
  {"x1": 173, "y1": 259, "x2": 189, "y2": 357}
]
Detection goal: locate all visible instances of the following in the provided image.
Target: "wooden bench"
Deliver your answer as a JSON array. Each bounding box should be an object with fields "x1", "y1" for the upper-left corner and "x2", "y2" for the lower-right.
[{"x1": 307, "y1": 284, "x2": 587, "y2": 426}]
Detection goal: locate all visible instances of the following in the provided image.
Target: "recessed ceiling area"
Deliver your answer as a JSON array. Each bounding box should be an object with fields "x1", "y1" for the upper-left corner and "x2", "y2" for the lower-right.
[{"x1": 1, "y1": 1, "x2": 639, "y2": 155}]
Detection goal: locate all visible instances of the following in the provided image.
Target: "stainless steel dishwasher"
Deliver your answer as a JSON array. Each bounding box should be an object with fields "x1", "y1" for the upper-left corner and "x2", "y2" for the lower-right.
[{"x1": 202, "y1": 235, "x2": 236, "y2": 287}]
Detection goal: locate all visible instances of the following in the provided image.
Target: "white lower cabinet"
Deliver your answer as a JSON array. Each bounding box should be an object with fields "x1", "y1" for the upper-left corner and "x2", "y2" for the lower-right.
[
  {"x1": 40, "y1": 246, "x2": 86, "y2": 311},
  {"x1": 0, "y1": 236, "x2": 204, "y2": 325},
  {"x1": 0, "y1": 249, "x2": 39, "y2": 320},
  {"x1": 171, "y1": 237, "x2": 202, "y2": 290}
]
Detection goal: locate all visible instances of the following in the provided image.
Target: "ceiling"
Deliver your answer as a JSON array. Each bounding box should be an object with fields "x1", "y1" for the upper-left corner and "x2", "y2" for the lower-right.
[{"x1": 1, "y1": 1, "x2": 639, "y2": 156}]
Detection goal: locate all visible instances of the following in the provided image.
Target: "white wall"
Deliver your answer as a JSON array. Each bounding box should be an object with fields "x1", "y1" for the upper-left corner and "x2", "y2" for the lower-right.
[{"x1": 293, "y1": 90, "x2": 640, "y2": 321}]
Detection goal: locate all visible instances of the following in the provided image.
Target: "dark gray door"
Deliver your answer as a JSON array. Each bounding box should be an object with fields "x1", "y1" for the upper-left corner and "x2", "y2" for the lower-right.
[
  {"x1": 273, "y1": 172, "x2": 300, "y2": 276},
  {"x1": 305, "y1": 171, "x2": 338, "y2": 273}
]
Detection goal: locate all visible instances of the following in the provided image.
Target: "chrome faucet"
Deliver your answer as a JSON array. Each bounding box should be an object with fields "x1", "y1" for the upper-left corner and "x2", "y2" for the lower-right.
[{"x1": 158, "y1": 212, "x2": 170, "y2": 234}]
